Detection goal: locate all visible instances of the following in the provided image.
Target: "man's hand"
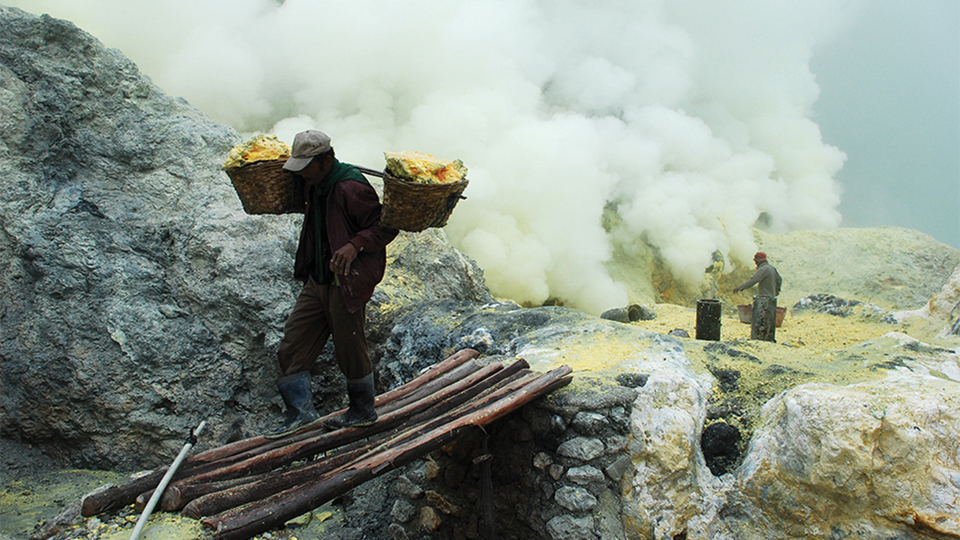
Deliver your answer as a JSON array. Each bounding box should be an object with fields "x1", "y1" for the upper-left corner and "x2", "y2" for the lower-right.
[{"x1": 330, "y1": 243, "x2": 359, "y2": 276}]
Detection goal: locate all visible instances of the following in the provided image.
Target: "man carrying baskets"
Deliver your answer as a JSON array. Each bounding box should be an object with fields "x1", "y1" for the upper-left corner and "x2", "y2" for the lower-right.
[{"x1": 268, "y1": 130, "x2": 398, "y2": 438}]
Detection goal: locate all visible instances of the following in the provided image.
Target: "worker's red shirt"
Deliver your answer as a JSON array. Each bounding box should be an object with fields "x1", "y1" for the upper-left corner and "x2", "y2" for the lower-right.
[{"x1": 294, "y1": 178, "x2": 397, "y2": 312}]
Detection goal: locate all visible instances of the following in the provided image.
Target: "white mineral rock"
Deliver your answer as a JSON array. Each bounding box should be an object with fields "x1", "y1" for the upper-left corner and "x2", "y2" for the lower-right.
[{"x1": 738, "y1": 373, "x2": 960, "y2": 538}]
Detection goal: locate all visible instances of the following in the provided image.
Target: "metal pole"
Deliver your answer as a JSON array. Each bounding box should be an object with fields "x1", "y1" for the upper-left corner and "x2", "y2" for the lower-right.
[{"x1": 128, "y1": 420, "x2": 206, "y2": 540}]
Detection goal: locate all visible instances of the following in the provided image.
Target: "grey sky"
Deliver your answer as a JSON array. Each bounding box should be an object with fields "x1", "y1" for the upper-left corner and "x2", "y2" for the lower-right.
[{"x1": 811, "y1": 0, "x2": 959, "y2": 248}]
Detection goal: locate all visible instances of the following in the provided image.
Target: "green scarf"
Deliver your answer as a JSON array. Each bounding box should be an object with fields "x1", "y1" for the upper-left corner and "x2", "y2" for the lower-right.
[
  {"x1": 310, "y1": 159, "x2": 371, "y2": 283},
  {"x1": 313, "y1": 158, "x2": 370, "y2": 197}
]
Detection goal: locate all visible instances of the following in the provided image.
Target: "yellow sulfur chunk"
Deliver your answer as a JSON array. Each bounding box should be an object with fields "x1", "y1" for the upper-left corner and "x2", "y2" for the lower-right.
[
  {"x1": 384, "y1": 151, "x2": 467, "y2": 184},
  {"x1": 223, "y1": 134, "x2": 291, "y2": 170}
]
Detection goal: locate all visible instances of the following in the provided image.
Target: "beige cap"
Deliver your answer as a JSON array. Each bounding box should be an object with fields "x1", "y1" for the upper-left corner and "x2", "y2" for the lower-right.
[{"x1": 283, "y1": 130, "x2": 332, "y2": 172}]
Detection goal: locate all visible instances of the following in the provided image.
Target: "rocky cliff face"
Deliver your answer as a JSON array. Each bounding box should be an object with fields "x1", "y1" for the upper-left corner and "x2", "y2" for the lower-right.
[{"x1": 2, "y1": 7, "x2": 959, "y2": 540}]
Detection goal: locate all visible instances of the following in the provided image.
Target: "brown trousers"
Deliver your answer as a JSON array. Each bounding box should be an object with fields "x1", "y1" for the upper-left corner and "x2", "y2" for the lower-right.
[{"x1": 277, "y1": 278, "x2": 372, "y2": 380}]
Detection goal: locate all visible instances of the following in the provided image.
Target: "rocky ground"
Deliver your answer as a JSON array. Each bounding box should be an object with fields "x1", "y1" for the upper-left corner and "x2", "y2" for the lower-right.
[
  {"x1": 3, "y1": 298, "x2": 956, "y2": 540},
  {"x1": 0, "y1": 435, "x2": 384, "y2": 540}
]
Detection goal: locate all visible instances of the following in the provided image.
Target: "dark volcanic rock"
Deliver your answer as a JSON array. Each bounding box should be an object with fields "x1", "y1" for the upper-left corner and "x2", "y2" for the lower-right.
[
  {"x1": 792, "y1": 293, "x2": 891, "y2": 320},
  {"x1": 378, "y1": 301, "x2": 577, "y2": 389},
  {"x1": 701, "y1": 421, "x2": 742, "y2": 476}
]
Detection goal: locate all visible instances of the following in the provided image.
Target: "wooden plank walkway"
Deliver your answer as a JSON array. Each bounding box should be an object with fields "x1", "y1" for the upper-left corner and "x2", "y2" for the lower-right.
[{"x1": 81, "y1": 349, "x2": 573, "y2": 540}]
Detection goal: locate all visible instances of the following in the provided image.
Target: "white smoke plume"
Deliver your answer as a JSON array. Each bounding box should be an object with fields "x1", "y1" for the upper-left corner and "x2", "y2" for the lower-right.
[{"x1": 11, "y1": 0, "x2": 856, "y2": 314}]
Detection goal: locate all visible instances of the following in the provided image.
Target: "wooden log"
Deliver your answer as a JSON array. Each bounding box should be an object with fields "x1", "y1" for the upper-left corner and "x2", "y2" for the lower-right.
[
  {"x1": 82, "y1": 469, "x2": 166, "y2": 517},
  {"x1": 377, "y1": 359, "x2": 483, "y2": 415},
  {"x1": 80, "y1": 459, "x2": 222, "y2": 517},
  {"x1": 302, "y1": 366, "x2": 535, "y2": 471},
  {"x1": 234, "y1": 354, "x2": 484, "y2": 454},
  {"x1": 134, "y1": 489, "x2": 153, "y2": 513},
  {"x1": 323, "y1": 360, "x2": 530, "y2": 465},
  {"x1": 187, "y1": 348, "x2": 480, "y2": 465},
  {"x1": 177, "y1": 354, "x2": 489, "y2": 483},
  {"x1": 178, "y1": 362, "x2": 525, "y2": 517},
  {"x1": 202, "y1": 365, "x2": 573, "y2": 540},
  {"x1": 367, "y1": 365, "x2": 573, "y2": 476},
  {"x1": 160, "y1": 471, "x2": 274, "y2": 512},
  {"x1": 206, "y1": 367, "x2": 574, "y2": 540},
  {"x1": 386, "y1": 359, "x2": 531, "y2": 440},
  {"x1": 183, "y1": 360, "x2": 528, "y2": 519},
  {"x1": 177, "y1": 362, "x2": 506, "y2": 486},
  {"x1": 187, "y1": 437, "x2": 269, "y2": 466},
  {"x1": 364, "y1": 371, "x2": 542, "y2": 462},
  {"x1": 329, "y1": 368, "x2": 536, "y2": 477},
  {"x1": 374, "y1": 348, "x2": 479, "y2": 405},
  {"x1": 204, "y1": 467, "x2": 371, "y2": 540},
  {"x1": 181, "y1": 451, "x2": 355, "y2": 519},
  {"x1": 182, "y1": 411, "x2": 421, "y2": 519},
  {"x1": 83, "y1": 350, "x2": 483, "y2": 518}
]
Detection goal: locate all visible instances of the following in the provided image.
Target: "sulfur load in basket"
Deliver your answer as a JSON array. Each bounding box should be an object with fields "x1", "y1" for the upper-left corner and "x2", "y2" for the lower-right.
[
  {"x1": 380, "y1": 151, "x2": 469, "y2": 232},
  {"x1": 223, "y1": 134, "x2": 299, "y2": 215}
]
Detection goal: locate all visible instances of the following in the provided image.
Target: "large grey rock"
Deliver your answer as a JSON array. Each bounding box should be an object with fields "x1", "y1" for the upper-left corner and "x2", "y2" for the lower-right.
[
  {"x1": 545, "y1": 515, "x2": 598, "y2": 540},
  {"x1": 555, "y1": 486, "x2": 598, "y2": 513},
  {"x1": 556, "y1": 437, "x2": 605, "y2": 462},
  {"x1": 736, "y1": 374, "x2": 960, "y2": 539},
  {"x1": 897, "y1": 264, "x2": 960, "y2": 337},
  {"x1": 0, "y1": 7, "x2": 490, "y2": 469},
  {"x1": 377, "y1": 301, "x2": 577, "y2": 389},
  {"x1": 621, "y1": 371, "x2": 723, "y2": 539}
]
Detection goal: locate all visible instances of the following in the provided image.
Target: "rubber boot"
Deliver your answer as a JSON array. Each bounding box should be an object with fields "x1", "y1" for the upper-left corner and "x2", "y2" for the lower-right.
[
  {"x1": 265, "y1": 371, "x2": 322, "y2": 439},
  {"x1": 324, "y1": 373, "x2": 378, "y2": 429}
]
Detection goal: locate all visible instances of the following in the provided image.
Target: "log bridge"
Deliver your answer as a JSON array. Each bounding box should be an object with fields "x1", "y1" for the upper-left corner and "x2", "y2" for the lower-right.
[{"x1": 80, "y1": 349, "x2": 573, "y2": 540}]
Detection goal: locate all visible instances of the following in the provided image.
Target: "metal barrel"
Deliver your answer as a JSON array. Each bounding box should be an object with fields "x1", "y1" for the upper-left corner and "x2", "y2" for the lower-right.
[{"x1": 696, "y1": 299, "x2": 721, "y2": 341}]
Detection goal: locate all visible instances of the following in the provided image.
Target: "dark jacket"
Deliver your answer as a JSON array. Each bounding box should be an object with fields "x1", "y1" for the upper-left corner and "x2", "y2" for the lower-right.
[{"x1": 293, "y1": 165, "x2": 397, "y2": 312}]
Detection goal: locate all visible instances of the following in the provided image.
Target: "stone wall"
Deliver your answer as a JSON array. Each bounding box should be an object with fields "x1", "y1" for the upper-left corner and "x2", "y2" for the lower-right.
[{"x1": 380, "y1": 372, "x2": 640, "y2": 540}]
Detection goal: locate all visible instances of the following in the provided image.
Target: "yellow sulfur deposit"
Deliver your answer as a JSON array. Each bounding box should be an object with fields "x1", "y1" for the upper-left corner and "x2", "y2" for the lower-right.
[
  {"x1": 222, "y1": 134, "x2": 291, "y2": 170},
  {"x1": 384, "y1": 151, "x2": 467, "y2": 184}
]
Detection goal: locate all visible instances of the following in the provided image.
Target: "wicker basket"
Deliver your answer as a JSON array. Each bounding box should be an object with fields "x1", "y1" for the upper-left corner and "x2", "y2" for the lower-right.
[
  {"x1": 380, "y1": 172, "x2": 468, "y2": 232},
  {"x1": 224, "y1": 159, "x2": 302, "y2": 215}
]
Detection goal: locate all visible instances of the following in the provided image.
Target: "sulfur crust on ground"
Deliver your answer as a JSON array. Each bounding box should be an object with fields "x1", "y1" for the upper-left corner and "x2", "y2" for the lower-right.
[
  {"x1": 646, "y1": 302, "x2": 887, "y2": 350},
  {"x1": 554, "y1": 302, "x2": 954, "y2": 383},
  {"x1": 529, "y1": 302, "x2": 959, "y2": 458},
  {"x1": 3, "y1": 302, "x2": 956, "y2": 540},
  {"x1": 0, "y1": 447, "x2": 342, "y2": 539}
]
